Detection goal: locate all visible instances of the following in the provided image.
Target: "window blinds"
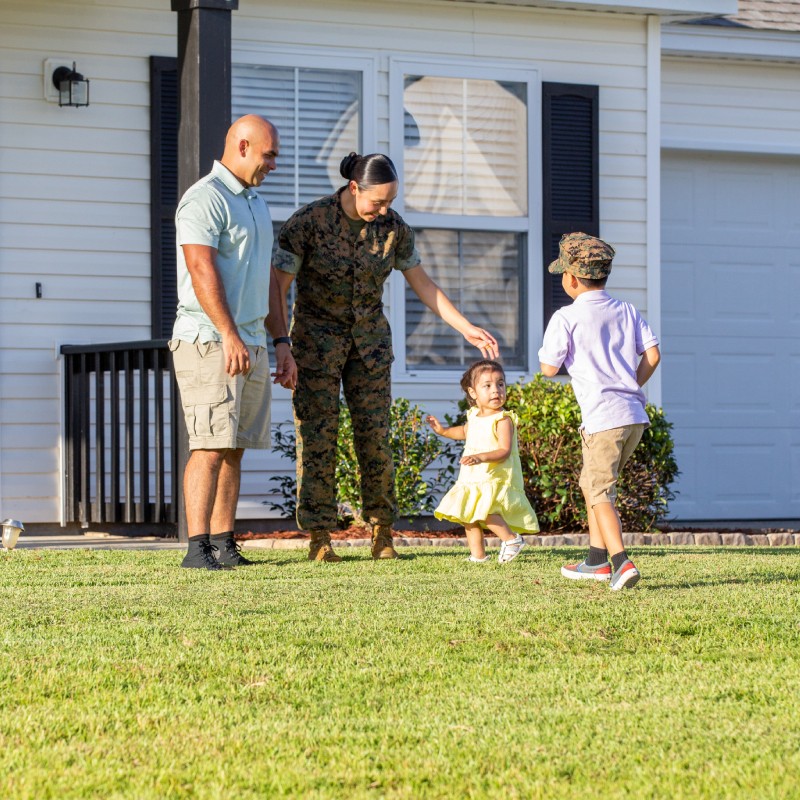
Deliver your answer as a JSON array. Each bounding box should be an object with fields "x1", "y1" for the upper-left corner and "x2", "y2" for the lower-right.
[
  {"x1": 406, "y1": 230, "x2": 526, "y2": 369},
  {"x1": 232, "y1": 65, "x2": 361, "y2": 210},
  {"x1": 403, "y1": 76, "x2": 527, "y2": 217}
]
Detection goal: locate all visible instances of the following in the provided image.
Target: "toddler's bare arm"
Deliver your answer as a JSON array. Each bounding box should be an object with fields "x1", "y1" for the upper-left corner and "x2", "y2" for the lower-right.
[
  {"x1": 426, "y1": 415, "x2": 466, "y2": 440},
  {"x1": 460, "y1": 417, "x2": 513, "y2": 465}
]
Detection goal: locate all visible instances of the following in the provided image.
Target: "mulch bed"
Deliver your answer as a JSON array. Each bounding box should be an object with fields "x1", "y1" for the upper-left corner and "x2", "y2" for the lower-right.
[{"x1": 237, "y1": 525, "x2": 466, "y2": 540}]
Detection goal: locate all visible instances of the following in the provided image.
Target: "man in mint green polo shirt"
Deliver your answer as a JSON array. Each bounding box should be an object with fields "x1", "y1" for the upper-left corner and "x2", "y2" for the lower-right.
[{"x1": 169, "y1": 114, "x2": 295, "y2": 570}]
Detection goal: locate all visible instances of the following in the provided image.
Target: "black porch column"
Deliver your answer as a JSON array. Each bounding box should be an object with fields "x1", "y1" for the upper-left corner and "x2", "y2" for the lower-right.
[
  {"x1": 171, "y1": 0, "x2": 239, "y2": 542},
  {"x1": 172, "y1": 0, "x2": 239, "y2": 196}
]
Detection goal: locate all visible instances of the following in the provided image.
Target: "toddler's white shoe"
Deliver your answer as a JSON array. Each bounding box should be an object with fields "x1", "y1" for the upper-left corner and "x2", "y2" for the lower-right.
[
  {"x1": 468, "y1": 555, "x2": 491, "y2": 563},
  {"x1": 498, "y1": 535, "x2": 525, "y2": 564}
]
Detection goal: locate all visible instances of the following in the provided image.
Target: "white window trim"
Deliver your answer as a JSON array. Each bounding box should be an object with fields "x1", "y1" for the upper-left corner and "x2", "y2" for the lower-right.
[
  {"x1": 387, "y1": 57, "x2": 542, "y2": 385},
  {"x1": 232, "y1": 46, "x2": 378, "y2": 221}
]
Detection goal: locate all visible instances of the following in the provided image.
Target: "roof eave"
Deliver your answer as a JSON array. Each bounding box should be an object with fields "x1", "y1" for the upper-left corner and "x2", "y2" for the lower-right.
[
  {"x1": 663, "y1": 23, "x2": 800, "y2": 62},
  {"x1": 437, "y1": 0, "x2": 737, "y2": 19}
]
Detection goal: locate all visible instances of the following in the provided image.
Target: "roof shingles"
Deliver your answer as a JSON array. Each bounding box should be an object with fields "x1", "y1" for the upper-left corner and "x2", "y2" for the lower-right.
[{"x1": 713, "y1": 1, "x2": 800, "y2": 31}]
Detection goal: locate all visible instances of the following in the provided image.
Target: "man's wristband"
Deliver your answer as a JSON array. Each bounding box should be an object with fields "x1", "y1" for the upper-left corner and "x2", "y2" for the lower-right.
[{"x1": 272, "y1": 337, "x2": 292, "y2": 347}]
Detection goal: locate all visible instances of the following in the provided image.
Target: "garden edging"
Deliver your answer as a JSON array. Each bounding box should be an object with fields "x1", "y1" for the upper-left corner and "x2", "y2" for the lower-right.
[{"x1": 242, "y1": 531, "x2": 800, "y2": 550}]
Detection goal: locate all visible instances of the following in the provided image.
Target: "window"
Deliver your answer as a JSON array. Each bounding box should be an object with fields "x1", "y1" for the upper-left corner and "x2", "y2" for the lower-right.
[
  {"x1": 390, "y1": 62, "x2": 540, "y2": 375},
  {"x1": 231, "y1": 54, "x2": 373, "y2": 350},
  {"x1": 406, "y1": 229, "x2": 526, "y2": 368},
  {"x1": 233, "y1": 63, "x2": 363, "y2": 216}
]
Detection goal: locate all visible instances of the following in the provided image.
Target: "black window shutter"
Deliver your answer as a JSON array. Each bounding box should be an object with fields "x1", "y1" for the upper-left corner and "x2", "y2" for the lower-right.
[
  {"x1": 150, "y1": 56, "x2": 179, "y2": 339},
  {"x1": 541, "y1": 82, "x2": 599, "y2": 326}
]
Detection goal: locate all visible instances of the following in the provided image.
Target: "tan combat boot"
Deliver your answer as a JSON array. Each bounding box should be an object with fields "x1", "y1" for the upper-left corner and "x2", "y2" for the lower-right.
[
  {"x1": 308, "y1": 530, "x2": 342, "y2": 563},
  {"x1": 371, "y1": 524, "x2": 398, "y2": 560}
]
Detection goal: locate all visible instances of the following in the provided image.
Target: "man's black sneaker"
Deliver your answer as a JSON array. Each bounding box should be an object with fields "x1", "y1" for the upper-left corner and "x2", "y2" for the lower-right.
[
  {"x1": 216, "y1": 537, "x2": 255, "y2": 567},
  {"x1": 181, "y1": 541, "x2": 226, "y2": 570}
]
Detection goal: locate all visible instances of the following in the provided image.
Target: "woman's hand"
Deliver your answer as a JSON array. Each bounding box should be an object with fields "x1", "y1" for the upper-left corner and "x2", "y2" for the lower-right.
[
  {"x1": 461, "y1": 326, "x2": 499, "y2": 360},
  {"x1": 460, "y1": 453, "x2": 483, "y2": 466},
  {"x1": 272, "y1": 343, "x2": 297, "y2": 390}
]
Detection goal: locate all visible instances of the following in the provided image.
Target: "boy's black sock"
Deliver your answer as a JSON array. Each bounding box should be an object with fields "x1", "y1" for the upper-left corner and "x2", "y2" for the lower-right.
[
  {"x1": 210, "y1": 531, "x2": 234, "y2": 544},
  {"x1": 586, "y1": 546, "x2": 609, "y2": 566},
  {"x1": 611, "y1": 550, "x2": 629, "y2": 572}
]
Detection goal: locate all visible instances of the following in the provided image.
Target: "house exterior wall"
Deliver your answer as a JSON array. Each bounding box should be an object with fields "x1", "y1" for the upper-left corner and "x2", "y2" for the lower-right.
[
  {"x1": 0, "y1": 0, "x2": 651, "y2": 523},
  {"x1": 659, "y1": 51, "x2": 800, "y2": 521},
  {"x1": 232, "y1": 1, "x2": 653, "y2": 512},
  {"x1": 662, "y1": 55, "x2": 800, "y2": 153},
  {"x1": 0, "y1": 0, "x2": 175, "y2": 523}
]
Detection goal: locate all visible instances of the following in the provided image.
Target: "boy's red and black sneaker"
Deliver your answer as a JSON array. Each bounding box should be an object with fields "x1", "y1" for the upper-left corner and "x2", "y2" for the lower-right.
[
  {"x1": 560, "y1": 560, "x2": 612, "y2": 581},
  {"x1": 609, "y1": 559, "x2": 640, "y2": 591}
]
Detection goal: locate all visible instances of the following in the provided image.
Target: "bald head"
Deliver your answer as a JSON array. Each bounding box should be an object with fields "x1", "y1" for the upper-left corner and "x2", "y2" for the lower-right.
[{"x1": 221, "y1": 115, "x2": 280, "y2": 188}]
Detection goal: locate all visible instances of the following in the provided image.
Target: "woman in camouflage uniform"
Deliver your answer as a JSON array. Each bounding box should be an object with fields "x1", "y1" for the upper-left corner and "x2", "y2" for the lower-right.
[{"x1": 270, "y1": 153, "x2": 498, "y2": 562}]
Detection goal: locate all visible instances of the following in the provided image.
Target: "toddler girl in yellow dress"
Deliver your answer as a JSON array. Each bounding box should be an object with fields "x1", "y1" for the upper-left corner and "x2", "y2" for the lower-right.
[{"x1": 426, "y1": 359, "x2": 539, "y2": 563}]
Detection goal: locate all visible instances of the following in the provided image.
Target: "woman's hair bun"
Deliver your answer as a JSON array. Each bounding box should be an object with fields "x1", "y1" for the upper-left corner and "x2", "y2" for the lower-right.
[{"x1": 339, "y1": 151, "x2": 361, "y2": 180}]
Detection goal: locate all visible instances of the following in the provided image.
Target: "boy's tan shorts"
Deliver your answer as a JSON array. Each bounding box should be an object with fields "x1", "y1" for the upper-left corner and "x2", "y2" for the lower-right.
[
  {"x1": 578, "y1": 423, "x2": 646, "y2": 507},
  {"x1": 169, "y1": 339, "x2": 271, "y2": 451}
]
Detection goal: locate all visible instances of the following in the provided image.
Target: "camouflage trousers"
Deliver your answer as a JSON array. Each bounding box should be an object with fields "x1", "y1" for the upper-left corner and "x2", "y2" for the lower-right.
[{"x1": 293, "y1": 346, "x2": 396, "y2": 531}]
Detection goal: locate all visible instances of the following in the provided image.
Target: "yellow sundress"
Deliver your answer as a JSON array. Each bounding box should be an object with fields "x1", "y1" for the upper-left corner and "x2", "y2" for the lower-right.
[{"x1": 434, "y1": 408, "x2": 539, "y2": 534}]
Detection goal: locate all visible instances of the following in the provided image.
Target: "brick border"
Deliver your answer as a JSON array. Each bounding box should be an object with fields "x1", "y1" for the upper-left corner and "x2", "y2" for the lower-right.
[{"x1": 242, "y1": 532, "x2": 800, "y2": 551}]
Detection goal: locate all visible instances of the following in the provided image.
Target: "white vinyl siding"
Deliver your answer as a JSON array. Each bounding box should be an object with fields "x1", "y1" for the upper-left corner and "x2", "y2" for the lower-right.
[
  {"x1": 661, "y1": 57, "x2": 800, "y2": 155},
  {"x1": 0, "y1": 0, "x2": 174, "y2": 523}
]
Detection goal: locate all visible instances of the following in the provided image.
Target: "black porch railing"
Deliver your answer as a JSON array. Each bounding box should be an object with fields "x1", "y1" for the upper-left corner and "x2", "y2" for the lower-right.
[{"x1": 61, "y1": 340, "x2": 179, "y2": 526}]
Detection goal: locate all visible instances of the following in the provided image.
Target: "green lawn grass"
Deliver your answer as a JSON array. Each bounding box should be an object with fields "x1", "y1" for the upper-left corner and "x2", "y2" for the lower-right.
[{"x1": 1, "y1": 546, "x2": 799, "y2": 799}]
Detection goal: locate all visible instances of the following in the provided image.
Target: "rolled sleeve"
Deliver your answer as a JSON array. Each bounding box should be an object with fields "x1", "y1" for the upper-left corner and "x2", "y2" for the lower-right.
[
  {"x1": 635, "y1": 315, "x2": 659, "y2": 355},
  {"x1": 273, "y1": 247, "x2": 302, "y2": 275},
  {"x1": 396, "y1": 244, "x2": 421, "y2": 272},
  {"x1": 394, "y1": 224, "x2": 421, "y2": 271},
  {"x1": 538, "y1": 312, "x2": 569, "y2": 368},
  {"x1": 275, "y1": 213, "x2": 310, "y2": 274}
]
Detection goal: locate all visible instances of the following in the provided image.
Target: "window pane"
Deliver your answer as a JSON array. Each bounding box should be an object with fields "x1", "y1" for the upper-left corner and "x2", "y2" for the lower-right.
[
  {"x1": 233, "y1": 65, "x2": 296, "y2": 206},
  {"x1": 232, "y1": 65, "x2": 361, "y2": 208},
  {"x1": 403, "y1": 76, "x2": 527, "y2": 216},
  {"x1": 406, "y1": 230, "x2": 526, "y2": 369}
]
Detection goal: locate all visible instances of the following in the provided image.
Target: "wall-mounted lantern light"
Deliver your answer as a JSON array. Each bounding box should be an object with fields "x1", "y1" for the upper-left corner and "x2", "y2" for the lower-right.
[{"x1": 52, "y1": 62, "x2": 90, "y2": 107}]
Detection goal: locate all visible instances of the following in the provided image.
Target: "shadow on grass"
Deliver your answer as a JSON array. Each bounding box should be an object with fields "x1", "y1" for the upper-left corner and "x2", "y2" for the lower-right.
[
  {"x1": 648, "y1": 575, "x2": 800, "y2": 589},
  {"x1": 258, "y1": 552, "x2": 422, "y2": 567},
  {"x1": 623, "y1": 546, "x2": 800, "y2": 558},
  {"x1": 256, "y1": 545, "x2": 800, "y2": 567}
]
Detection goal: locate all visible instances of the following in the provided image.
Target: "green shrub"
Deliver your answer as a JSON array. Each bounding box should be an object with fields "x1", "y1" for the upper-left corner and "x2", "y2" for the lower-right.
[
  {"x1": 505, "y1": 375, "x2": 678, "y2": 531},
  {"x1": 268, "y1": 379, "x2": 678, "y2": 533},
  {"x1": 266, "y1": 398, "x2": 460, "y2": 525}
]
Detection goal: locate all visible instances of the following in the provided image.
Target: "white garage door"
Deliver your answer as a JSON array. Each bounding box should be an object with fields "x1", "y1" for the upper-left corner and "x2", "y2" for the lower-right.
[{"x1": 661, "y1": 151, "x2": 800, "y2": 521}]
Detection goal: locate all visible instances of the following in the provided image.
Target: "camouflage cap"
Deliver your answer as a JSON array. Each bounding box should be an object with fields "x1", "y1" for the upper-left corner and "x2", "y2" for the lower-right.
[{"x1": 547, "y1": 232, "x2": 615, "y2": 279}]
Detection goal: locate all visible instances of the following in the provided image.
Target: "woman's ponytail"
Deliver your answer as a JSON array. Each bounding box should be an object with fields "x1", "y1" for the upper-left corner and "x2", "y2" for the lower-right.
[{"x1": 339, "y1": 152, "x2": 361, "y2": 181}]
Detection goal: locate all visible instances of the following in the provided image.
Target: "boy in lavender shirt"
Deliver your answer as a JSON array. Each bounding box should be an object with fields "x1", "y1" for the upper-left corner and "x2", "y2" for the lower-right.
[{"x1": 538, "y1": 233, "x2": 661, "y2": 590}]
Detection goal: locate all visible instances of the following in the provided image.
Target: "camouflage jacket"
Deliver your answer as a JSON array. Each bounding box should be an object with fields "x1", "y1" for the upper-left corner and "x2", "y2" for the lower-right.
[{"x1": 274, "y1": 189, "x2": 421, "y2": 374}]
